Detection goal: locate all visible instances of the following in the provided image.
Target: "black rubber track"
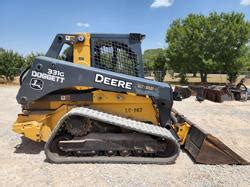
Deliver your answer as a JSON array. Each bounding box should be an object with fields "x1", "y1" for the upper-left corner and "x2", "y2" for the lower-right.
[{"x1": 45, "y1": 107, "x2": 180, "y2": 164}]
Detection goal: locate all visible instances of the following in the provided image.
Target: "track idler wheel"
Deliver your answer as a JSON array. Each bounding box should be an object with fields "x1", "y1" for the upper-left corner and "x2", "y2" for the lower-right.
[
  {"x1": 119, "y1": 150, "x2": 130, "y2": 157},
  {"x1": 133, "y1": 150, "x2": 144, "y2": 156},
  {"x1": 50, "y1": 134, "x2": 72, "y2": 156},
  {"x1": 105, "y1": 150, "x2": 117, "y2": 157}
]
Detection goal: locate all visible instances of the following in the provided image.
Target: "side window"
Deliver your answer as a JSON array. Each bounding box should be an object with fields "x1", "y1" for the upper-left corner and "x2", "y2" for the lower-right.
[{"x1": 58, "y1": 44, "x2": 73, "y2": 62}]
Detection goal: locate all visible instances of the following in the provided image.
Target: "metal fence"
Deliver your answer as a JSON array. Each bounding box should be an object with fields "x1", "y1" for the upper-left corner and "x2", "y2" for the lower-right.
[{"x1": 144, "y1": 70, "x2": 250, "y2": 85}]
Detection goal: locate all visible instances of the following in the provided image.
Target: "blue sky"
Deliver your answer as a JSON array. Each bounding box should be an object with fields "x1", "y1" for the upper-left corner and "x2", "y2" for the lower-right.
[{"x1": 0, "y1": 0, "x2": 250, "y2": 55}]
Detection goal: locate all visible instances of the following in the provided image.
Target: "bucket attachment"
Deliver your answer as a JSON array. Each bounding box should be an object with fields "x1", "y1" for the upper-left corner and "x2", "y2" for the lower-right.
[{"x1": 172, "y1": 109, "x2": 249, "y2": 165}]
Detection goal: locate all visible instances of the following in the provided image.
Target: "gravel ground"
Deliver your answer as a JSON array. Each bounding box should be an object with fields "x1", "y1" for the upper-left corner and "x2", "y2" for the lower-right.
[{"x1": 0, "y1": 85, "x2": 249, "y2": 186}]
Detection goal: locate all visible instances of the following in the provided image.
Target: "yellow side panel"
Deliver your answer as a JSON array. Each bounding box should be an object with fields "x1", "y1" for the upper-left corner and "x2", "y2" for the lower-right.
[
  {"x1": 40, "y1": 125, "x2": 52, "y2": 142},
  {"x1": 12, "y1": 121, "x2": 43, "y2": 142},
  {"x1": 92, "y1": 90, "x2": 159, "y2": 125},
  {"x1": 73, "y1": 33, "x2": 91, "y2": 66},
  {"x1": 73, "y1": 33, "x2": 92, "y2": 91},
  {"x1": 43, "y1": 105, "x2": 68, "y2": 130},
  {"x1": 27, "y1": 100, "x2": 91, "y2": 110},
  {"x1": 12, "y1": 105, "x2": 70, "y2": 142}
]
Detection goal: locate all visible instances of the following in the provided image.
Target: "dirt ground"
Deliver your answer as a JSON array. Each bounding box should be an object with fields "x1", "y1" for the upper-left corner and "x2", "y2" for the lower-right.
[{"x1": 0, "y1": 85, "x2": 250, "y2": 186}]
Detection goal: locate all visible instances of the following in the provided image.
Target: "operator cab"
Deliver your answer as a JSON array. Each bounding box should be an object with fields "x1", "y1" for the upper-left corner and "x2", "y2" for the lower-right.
[{"x1": 46, "y1": 33, "x2": 145, "y2": 78}]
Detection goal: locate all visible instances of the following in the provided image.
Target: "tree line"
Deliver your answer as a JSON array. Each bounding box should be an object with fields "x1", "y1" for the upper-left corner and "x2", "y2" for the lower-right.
[
  {"x1": 144, "y1": 12, "x2": 250, "y2": 83},
  {"x1": 0, "y1": 48, "x2": 43, "y2": 81}
]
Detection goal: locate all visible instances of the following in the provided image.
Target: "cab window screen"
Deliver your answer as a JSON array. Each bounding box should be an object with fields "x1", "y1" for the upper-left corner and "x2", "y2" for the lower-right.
[{"x1": 93, "y1": 40, "x2": 138, "y2": 76}]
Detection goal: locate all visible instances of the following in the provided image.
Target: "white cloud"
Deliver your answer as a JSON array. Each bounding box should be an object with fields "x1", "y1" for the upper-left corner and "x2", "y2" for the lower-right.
[
  {"x1": 240, "y1": 0, "x2": 250, "y2": 5},
  {"x1": 151, "y1": 0, "x2": 174, "y2": 8},
  {"x1": 76, "y1": 22, "x2": 90, "y2": 28}
]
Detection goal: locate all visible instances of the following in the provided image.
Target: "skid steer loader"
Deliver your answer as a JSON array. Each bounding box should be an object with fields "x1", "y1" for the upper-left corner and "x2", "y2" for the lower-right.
[{"x1": 12, "y1": 33, "x2": 249, "y2": 165}]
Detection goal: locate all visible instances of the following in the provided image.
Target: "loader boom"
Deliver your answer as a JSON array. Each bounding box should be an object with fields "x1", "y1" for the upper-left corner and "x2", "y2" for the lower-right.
[{"x1": 17, "y1": 56, "x2": 173, "y2": 126}]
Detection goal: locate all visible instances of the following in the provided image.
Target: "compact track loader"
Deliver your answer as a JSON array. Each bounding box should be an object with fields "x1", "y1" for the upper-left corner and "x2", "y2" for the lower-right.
[{"x1": 13, "y1": 33, "x2": 249, "y2": 165}]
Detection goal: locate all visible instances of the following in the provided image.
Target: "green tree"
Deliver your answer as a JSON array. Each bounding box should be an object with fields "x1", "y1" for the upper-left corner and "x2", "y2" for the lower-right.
[
  {"x1": 143, "y1": 48, "x2": 168, "y2": 82},
  {"x1": 241, "y1": 47, "x2": 250, "y2": 71},
  {"x1": 166, "y1": 14, "x2": 212, "y2": 83},
  {"x1": 25, "y1": 52, "x2": 44, "y2": 68},
  {"x1": 152, "y1": 49, "x2": 169, "y2": 82},
  {"x1": 166, "y1": 12, "x2": 250, "y2": 83},
  {"x1": 143, "y1": 49, "x2": 161, "y2": 70},
  {"x1": 0, "y1": 49, "x2": 25, "y2": 81},
  {"x1": 206, "y1": 12, "x2": 250, "y2": 82}
]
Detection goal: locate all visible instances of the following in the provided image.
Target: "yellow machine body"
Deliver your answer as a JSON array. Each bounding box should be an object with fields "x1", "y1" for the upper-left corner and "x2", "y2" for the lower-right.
[{"x1": 13, "y1": 90, "x2": 159, "y2": 142}]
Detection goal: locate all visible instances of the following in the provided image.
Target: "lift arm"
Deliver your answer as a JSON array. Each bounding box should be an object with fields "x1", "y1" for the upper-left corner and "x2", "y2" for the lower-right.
[{"x1": 16, "y1": 56, "x2": 173, "y2": 126}]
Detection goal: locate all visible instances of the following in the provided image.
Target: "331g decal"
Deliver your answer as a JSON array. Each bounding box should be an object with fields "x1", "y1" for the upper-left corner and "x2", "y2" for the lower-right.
[{"x1": 31, "y1": 69, "x2": 65, "y2": 83}]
